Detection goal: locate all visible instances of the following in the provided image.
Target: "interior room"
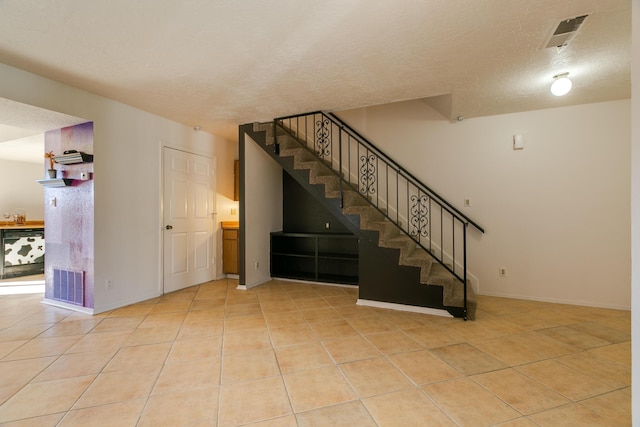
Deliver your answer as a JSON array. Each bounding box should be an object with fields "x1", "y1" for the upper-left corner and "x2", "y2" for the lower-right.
[{"x1": 0, "y1": 1, "x2": 636, "y2": 425}]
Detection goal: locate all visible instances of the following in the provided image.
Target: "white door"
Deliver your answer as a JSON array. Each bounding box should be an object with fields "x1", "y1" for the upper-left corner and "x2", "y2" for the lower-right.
[{"x1": 163, "y1": 147, "x2": 216, "y2": 293}]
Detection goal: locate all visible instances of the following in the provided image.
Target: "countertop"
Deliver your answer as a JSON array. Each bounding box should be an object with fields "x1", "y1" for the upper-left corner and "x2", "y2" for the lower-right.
[
  {"x1": 221, "y1": 221, "x2": 239, "y2": 229},
  {"x1": 0, "y1": 221, "x2": 45, "y2": 230}
]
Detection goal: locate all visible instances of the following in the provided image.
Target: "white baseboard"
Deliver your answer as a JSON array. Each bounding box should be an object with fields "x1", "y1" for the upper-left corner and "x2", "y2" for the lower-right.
[
  {"x1": 357, "y1": 298, "x2": 453, "y2": 317},
  {"x1": 41, "y1": 298, "x2": 94, "y2": 315}
]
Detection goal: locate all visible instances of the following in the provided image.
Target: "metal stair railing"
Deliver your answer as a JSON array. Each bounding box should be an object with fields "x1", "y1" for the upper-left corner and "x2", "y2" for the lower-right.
[{"x1": 274, "y1": 111, "x2": 484, "y2": 315}]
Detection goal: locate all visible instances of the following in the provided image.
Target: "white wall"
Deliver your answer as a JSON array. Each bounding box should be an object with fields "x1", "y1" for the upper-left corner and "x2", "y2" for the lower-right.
[
  {"x1": 0, "y1": 63, "x2": 236, "y2": 312},
  {"x1": 0, "y1": 157, "x2": 44, "y2": 220},
  {"x1": 338, "y1": 99, "x2": 630, "y2": 309},
  {"x1": 243, "y1": 134, "x2": 282, "y2": 288}
]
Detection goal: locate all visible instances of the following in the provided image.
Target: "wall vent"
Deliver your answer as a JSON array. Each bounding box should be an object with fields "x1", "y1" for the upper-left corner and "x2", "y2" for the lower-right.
[
  {"x1": 545, "y1": 15, "x2": 588, "y2": 49},
  {"x1": 53, "y1": 268, "x2": 84, "y2": 306}
]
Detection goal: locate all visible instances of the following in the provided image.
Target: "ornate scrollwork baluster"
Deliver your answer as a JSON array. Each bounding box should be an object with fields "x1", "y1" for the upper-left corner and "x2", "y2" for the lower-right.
[
  {"x1": 359, "y1": 153, "x2": 377, "y2": 195},
  {"x1": 315, "y1": 118, "x2": 331, "y2": 159},
  {"x1": 410, "y1": 194, "x2": 429, "y2": 237}
]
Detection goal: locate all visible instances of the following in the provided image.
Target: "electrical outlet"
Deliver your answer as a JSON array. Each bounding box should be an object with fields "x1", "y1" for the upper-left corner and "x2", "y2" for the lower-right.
[
  {"x1": 464, "y1": 198, "x2": 471, "y2": 207},
  {"x1": 105, "y1": 279, "x2": 113, "y2": 289},
  {"x1": 499, "y1": 267, "x2": 507, "y2": 277},
  {"x1": 325, "y1": 222, "x2": 330, "y2": 229},
  {"x1": 254, "y1": 261, "x2": 259, "y2": 270}
]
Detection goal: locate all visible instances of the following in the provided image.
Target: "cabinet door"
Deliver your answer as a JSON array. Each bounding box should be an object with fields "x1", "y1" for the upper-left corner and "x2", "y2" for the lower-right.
[{"x1": 223, "y1": 230, "x2": 239, "y2": 274}]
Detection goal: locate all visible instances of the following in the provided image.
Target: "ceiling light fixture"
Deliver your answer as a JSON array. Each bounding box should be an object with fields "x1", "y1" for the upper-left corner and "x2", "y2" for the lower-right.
[{"x1": 550, "y1": 72, "x2": 572, "y2": 96}]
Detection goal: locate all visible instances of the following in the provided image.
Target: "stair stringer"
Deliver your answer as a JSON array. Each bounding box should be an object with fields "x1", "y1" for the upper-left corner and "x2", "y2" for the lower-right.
[{"x1": 248, "y1": 122, "x2": 474, "y2": 319}]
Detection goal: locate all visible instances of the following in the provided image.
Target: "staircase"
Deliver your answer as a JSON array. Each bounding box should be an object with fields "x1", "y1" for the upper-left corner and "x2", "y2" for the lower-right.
[{"x1": 249, "y1": 112, "x2": 484, "y2": 320}]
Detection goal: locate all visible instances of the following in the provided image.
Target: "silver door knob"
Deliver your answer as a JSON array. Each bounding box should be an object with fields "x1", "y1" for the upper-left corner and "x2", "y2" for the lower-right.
[{"x1": 166, "y1": 225, "x2": 173, "y2": 230}]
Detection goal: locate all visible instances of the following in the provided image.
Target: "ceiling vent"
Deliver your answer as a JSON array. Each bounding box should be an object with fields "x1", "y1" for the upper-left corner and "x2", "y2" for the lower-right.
[{"x1": 545, "y1": 15, "x2": 588, "y2": 49}]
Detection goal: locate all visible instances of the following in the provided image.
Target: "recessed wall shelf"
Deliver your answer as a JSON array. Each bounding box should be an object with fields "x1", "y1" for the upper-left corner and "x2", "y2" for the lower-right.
[{"x1": 36, "y1": 178, "x2": 74, "y2": 188}]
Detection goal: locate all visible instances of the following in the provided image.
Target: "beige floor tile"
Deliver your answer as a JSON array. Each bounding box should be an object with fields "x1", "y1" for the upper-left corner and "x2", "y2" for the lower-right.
[
  {"x1": 221, "y1": 348, "x2": 280, "y2": 383},
  {"x1": 37, "y1": 319, "x2": 101, "y2": 337},
  {"x1": 323, "y1": 295, "x2": 357, "y2": 307},
  {"x1": 219, "y1": 376, "x2": 292, "y2": 427},
  {"x1": 340, "y1": 357, "x2": 413, "y2": 398},
  {"x1": 275, "y1": 342, "x2": 334, "y2": 373},
  {"x1": 190, "y1": 297, "x2": 226, "y2": 310},
  {"x1": 107, "y1": 304, "x2": 154, "y2": 317},
  {"x1": 124, "y1": 324, "x2": 180, "y2": 346},
  {"x1": 578, "y1": 388, "x2": 631, "y2": 426},
  {"x1": 403, "y1": 325, "x2": 464, "y2": 348},
  {"x1": 2, "y1": 335, "x2": 82, "y2": 361},
  {"x1": 0, "y1": 375, "x2": 94, "y2": 423},
  {"x1": 66, "y1": 330, "x2": 132, "y2": 354},
  {"x1": 515, "y1": 360, "x2": 614, "y2": 401},
  {"x1": 310, "y1": 319, "x2": 359, "y2": 340},
  {"x1": 73, "y1": 368, "x2": 158, "y2": 409},
  {"x1": 264, "y1": 311, "x2": 307, "y2": 329},
  {"x1": 365, "y1": 331, "x2": 423, "y2": 354},
  {"x1": 473, "y1": 368, "x2": 570, "y2": 415},
  {"x1": 293, "y1": 297, "x2": 331, "y2": 311},
  {"x1": 153, "y1": 358, "x2": 221, "y2": 395},
  {"x1": 225, "y1": 303, "x2": 263, "y2": 318},
  {"x1": 296, "y1": 400, "x2": 377, "y2": 426},
  {"x1": 567, "y1": 321, "x2": 630, "y2": 343},
  {"x1": 588, "y1": 341, "x2": 630, "y2": 366},
  {"x1": 472, "y1": 332, "x2": 576, "y2": 366},
  {"x1": 555, "y1": 351, "x2": 631, "y2": 388},
  {"x1": 0, "y1": 322, "x2": 55, "y2": 342},
  {"x1": 269, "y1": 324, "x2": 317, "y2": 347},
  {"x1": 0, "y1": 357, "x2": 57, "y2": 404},
  {"x1": 300, "y1": 307, "x2": 340, "y2": 323},
  {"x1": 139, "y1": 387, "x2": 218, "y2": 426},
  {"x1": 430, "y1": 343, "x2": 508, "y2": 375},
  {"x1": 347, "y1": 316, "x2": 397, "y2": 334},
  {"x1": 332, "y1": 304, "x2": 379, "y2": 319},
  {"x1": 223, "y1": 328, "x2": 272, "y2": 353},
  {"x1": 0, "y1": 340, "x2": 27, "y2": 359},
  {"x1": 389, "y1": 350, "x2": 461, "y2": 385},
  {"x1": 58, "y1": 398, "x2": 146, "y2": 426},
  {"x1": 137, "y1": 312, "x2": 186, "y2": 329},
  {"x1": 104, "y1": 342, "x2": 171, "y2": 372},
  {"x1": 536, "y1": 326, "x2": 611, "y2": 350},
  {"x1": 225, "y1": 292, "x2": 259, "y2": 306},
  {"x1": 244, "y1": 415, "x2": 298, "y2": 426},
  {"x1": 1, "y1": 412, "x2": 65, "y2": 427},
  {"x1": 439, "y1": 321, "x2": 513, "y2": 342},
  {"x1": 363, "y1": 388, "x2": 456, "y2": 426},
  {"x1": 529, "y1": 403, "x2": 611, "y2": 426},
  {"x1": 322, "y1": 335, "x2": 381, "y2": 364},
  {"x1": 380, "y1": 312, "x2": 426, "y2": 330},
  {"x1": 491, "y1": 418, "x2": 539, "y2": 427},
  {"x1": 166, "y1": 336, "x2": 222, "y2": 362},
  {"x1": 149, "y1": 301, "x2": 191, "y2": 314},
  {"x1": 423, "y1": 377, "x2": 522, "y2": 427},
  {"x1": 177, "y1": 318, "x2": 224, "y2": 340},
  {"x1": 224, "y1": 315, "x2": 267, "y2": 334},
  {"x1": 33, "y1": 351, "x2": 114, "y2": 382},
  {"x1": 283, "y1": 366, "x2": 356, "y2": 413},
  {"x1": 260, "y1": 299, "x2": 299, "y2": 313},
  {"x1": 89, "y1": 316, "x2": 144, "y2": 333}
]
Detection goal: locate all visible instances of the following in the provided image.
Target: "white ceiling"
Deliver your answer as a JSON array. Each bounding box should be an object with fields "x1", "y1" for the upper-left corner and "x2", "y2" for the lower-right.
[{"x1": 0, "y1": 0, "x2": 632, "y2": 145}]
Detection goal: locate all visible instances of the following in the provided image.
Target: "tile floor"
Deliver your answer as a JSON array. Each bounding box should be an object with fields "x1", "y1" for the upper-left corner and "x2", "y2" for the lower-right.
[{"x1": 0, "y1": 278, "x2": 631, "y2": 426}]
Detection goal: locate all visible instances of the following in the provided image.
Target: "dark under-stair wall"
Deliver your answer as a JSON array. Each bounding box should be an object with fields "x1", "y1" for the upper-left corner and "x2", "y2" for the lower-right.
[{"x1": 282, "y1": 172, "x2": 351, "y2": 234}]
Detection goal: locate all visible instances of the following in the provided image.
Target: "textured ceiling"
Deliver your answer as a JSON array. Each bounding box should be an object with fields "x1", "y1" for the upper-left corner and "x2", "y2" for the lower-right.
[{"x1": 0, "y1": 0, "x2": 632, "y2": 143}]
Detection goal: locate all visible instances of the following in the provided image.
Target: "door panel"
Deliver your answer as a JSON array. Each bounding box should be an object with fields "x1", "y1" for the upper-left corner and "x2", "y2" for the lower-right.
[{"x1": 163, "y1": 147, "x2": 216, "y2": 293}]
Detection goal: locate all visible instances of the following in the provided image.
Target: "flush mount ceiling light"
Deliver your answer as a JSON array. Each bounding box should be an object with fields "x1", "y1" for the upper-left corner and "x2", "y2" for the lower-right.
[{"x1": 550, "y1": 72, "x2": 572, "y2": 96}]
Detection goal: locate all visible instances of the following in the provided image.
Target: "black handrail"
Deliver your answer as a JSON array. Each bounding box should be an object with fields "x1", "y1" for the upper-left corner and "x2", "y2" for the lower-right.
[{"x1": 326, "y1": 112, "x2": 485, "y2": 233}]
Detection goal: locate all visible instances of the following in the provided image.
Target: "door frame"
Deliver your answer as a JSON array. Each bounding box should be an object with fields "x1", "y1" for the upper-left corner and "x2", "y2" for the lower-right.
[{"x1": 160, "y1": 144, "x2": 217, "y2": 295}]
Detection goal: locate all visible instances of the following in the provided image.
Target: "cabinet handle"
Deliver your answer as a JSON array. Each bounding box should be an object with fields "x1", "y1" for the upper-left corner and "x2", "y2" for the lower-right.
[{"x1": 166, "y1": 225, "x2": 173, "y2": 230}]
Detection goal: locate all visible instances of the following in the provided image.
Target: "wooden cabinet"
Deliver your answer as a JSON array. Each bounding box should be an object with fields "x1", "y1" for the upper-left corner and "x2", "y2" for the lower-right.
[
  {"x1": 222, "y1": 222, "x2": 239, "y2": 274},
  {"x1": 270, "y1": 232, "x2": 358, "y2": 285}
]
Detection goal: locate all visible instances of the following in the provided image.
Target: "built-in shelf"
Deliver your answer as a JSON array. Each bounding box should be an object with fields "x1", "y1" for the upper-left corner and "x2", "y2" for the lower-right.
[
  {"x1": 270, "y1": 232, "x2": 359, "y2": 285},
  {"x1": 36, "y1": 178, "x2": 74, "y2": 188}
]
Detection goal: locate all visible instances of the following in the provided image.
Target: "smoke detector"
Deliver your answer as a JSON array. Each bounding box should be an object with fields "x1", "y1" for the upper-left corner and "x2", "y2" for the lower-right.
[{"x1": 545, "y1": 15, "x2": 588, "y2": 49}]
